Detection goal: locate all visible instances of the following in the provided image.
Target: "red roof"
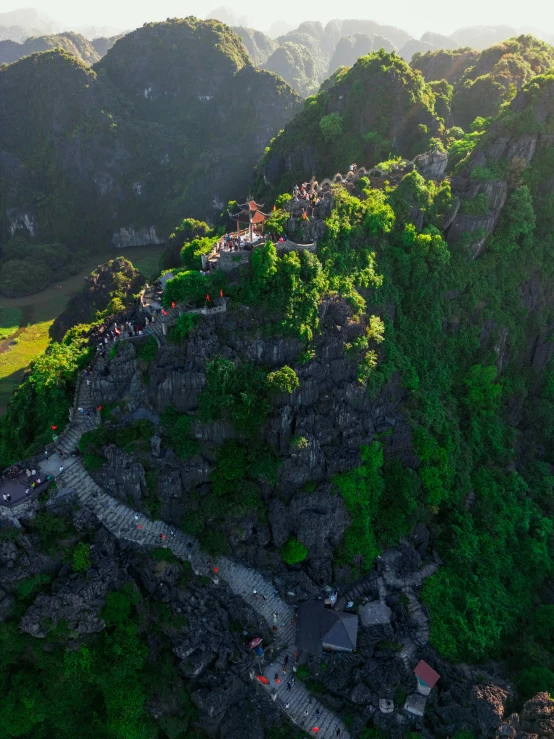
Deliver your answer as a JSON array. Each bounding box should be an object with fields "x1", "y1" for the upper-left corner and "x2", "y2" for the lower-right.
[
  {"x1": 250, "y1": 211, "x2": 266, "y2": 224},
  {"x1": 248, "y1": 200, "x2": 263, "y2": 211},
  {"x1": 414, "y1": 660, "x2": 440, "y2": 688}
]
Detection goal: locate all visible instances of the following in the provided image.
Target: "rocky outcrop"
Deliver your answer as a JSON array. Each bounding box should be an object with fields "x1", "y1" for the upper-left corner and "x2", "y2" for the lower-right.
[
  {"x1": 111, "y1": 226, "x2": 165, "y2": 249},
  {"x1": 447, "y1": 133, "x2": 538, "y2": 258},
  {"x1": 94, "y1": 445, "x2": 147, "y2": 506},
  {"x1": 414, "y1": 148, "x2": 448, "y2": 180},
  {"x1": 51, "y1": 257, "x2": 145, "y2": 341},
  {"x1": 20, "y1": 530, "x2": 125, "y2": 638}
]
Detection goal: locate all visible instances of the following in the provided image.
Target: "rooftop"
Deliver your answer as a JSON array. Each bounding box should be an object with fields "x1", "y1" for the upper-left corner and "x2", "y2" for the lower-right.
[
  {"x1": 296, "y1": 600, "x2": 358, "y2": 656},
  {"x1": 414, "y1": 660, "x2": 440, "y2": 688}
]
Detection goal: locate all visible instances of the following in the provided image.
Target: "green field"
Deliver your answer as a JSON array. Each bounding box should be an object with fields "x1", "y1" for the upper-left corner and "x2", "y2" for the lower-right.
[
  {"x1": 0, "y1": 306, "x2": 22, "y2": 341},
  {"x1": 0, "y1": 320, "x2": 53, "y2": 413}
]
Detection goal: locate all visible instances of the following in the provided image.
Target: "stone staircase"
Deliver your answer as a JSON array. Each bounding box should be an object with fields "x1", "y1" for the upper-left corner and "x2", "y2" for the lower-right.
[
  {"x1": 403, "y1": 586, "x2": 430, "y2": 647},
  {"x1": 58, "y1": 464, "x2": 354, "y2": 739},
  {"x1": 335, "y1": 572, "x2": 379, "y2": 611},
  {"x1": 9, "y1": 324, "x2": 352, "y2": 737}
]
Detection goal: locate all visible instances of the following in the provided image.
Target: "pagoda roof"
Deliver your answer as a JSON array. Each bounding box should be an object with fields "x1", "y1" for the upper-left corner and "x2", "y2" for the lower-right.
[
  {"x1": 229, "y1": 209, "x2": 268, "y2": 224},
  {"x1": 229, "y1": 208, "x2": 251, "y2": 222},
  {"x1": 237, "y1": 199, "x2": 265, "y2": 211}
]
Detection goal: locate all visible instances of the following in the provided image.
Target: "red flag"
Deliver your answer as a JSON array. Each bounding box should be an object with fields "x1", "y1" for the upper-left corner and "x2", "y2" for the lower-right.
[
  {"x1": 51, "y1": 425, "x2": 57, "y2": 430},
  {"x1": 219, "y1": 289, "x2": 223, "y2": 298},
  {"x1": 312, "y1": 729, "x2": 320, "y2": 734},
  {"x1": 171, "y1": 301, "x2": 176, "y2": 309},
  {"x1": 206, "y1": 294, "x2": 211, "y2": 302},
  {"x1": 273, "y1": 204, "x2": 276, "y2": 211},
  {"x1": 256, "y1": 675, "x2": 269, "y2": 685},
  {"x1": 162, "y1": 309, "x2": 168, "y2": 316},
  {"x1": 213, "y1": 567, "x2": 219, "y2": 573},
  {"x1": 97, "y1": 406, "x2": 102, "y2": 411}
]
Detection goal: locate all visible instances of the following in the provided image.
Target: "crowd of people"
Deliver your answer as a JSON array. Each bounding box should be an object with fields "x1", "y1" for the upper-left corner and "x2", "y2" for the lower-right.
[
  {"x1": 0, "y1": 462, "x2": 54, "y2": 505},
  {"x1": 292, "y1": 181, "x2": 324, "y2": 220},
  {"x1": 90, "y1": 319, "x2": 147, "y2": 350},
  {"x1": 214, "y1": 231, "x2": 265, "y2": 254}
]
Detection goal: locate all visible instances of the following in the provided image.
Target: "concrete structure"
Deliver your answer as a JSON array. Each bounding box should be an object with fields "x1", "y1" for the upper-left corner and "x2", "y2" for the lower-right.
[
  {"x1": 404, "y1": 693, "x2": 427, "y2": 718},
  {"x1": 359, "y1": 600, "x2": 393, "y2": 632}
]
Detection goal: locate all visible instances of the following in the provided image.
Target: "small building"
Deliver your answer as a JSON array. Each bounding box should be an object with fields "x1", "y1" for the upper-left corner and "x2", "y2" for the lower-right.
[
  {"x1": 359, "y1": 599, "x2": 393, "y2": 638},
  {"x1": 295, "y1": 600, "x2": 358, "y2": 657},
  {"x1": 404, "y1": 693, "x2": 427, "y2": 718},
  {"x1": 414, "y1": 660, "x2": 440, "y2": 696}
]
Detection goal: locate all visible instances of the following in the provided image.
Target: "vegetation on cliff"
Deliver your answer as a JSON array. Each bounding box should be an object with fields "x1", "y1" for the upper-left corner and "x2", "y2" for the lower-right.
[
  {"x1": 257, "y1": 50, "x2": 441, "y2": 196},
  {"x1": 0, "y1": 18, "x2": 300, "y2": 251},
  {"x1": 4, "y1": 30, "x2": 554, "y2": 735},
  {"x1": 412, "y1": 35, "x2": 554, "y2": 129}
]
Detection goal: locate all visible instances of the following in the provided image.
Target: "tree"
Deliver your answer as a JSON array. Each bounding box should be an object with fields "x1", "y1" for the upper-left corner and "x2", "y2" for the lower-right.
[
  {"x1": 319, "y1": 112, "x2": 343, "y2": 143},
  {"x1": 171, "y1": 313, "x2": 199, "y2": 340},
  {"x1": 282, "y1": 537, "x2": 308, "y2": 564},
  {"x1": 266, "y1": 366, "x2": 299, "y2": 394},
  {"x1": 72, "y1": 542, "x2": 92, "y2": 572}
]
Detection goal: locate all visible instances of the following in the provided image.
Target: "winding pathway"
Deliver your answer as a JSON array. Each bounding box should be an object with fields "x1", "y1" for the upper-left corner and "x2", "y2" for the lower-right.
[{"x1": 5, "y1": 324, "x2": 351, "y2": 739}]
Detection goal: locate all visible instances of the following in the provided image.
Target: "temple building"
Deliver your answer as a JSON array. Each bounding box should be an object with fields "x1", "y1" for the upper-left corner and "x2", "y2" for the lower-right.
[
  {"x1": 228, "y1": 200, "x2": 270, "y2": 242},
  {"x1": 295, "y1": 600, "x2": 358, "y2": 657}
]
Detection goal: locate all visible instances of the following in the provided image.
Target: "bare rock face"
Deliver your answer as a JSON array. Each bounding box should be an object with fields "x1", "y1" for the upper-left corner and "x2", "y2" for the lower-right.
[
  {"x1": 20, "y1": 557, "x2": 123, "y2": 638},
  {"x1": 414, "y1": 148, "x2": 448, "y2": 180},
  {"x1": 500, "y1": 692, "x2": 554, "y2": 738},
  {"x1": 519, "y1": 692, "x2": 554, "y2": 736},
  {"x1": 94, "y1": 444, "x2": 147, "y2": 506},
  {"x1": 470, "y1": 682, "x2": 513, "y2": 734}
]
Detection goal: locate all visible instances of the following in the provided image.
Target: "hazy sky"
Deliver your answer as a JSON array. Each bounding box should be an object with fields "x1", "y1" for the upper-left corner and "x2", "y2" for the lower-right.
[{"x1": 3, "y1": 0, "x2": 554, "y2": 37}]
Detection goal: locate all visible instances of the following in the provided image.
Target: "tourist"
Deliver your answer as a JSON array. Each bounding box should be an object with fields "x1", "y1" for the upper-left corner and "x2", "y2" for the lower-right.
[
  {"x1": 285, "y1": 701, "x2": 290, "y2": 709},
  {"x1": 25, "y1": 488, "x2": 30, "y2": 495},
  {"x1": 44, "y1": 449, "x2": 49, "y2": 458},
  {"x1": 31, "y1": 469, "x2": 36, "y2": 476},
  {"x1": 304, "y1": 710, "x2": 309, "y2": 717},
  {"x1": 59, "y1": 465, "x2": 64, "y2": 473},
  {"x1": 26, "y1": 468, "x2": 31, "y2": 477},
  {"x1": 272, "y1": 613, "x2": 277, "y2": 625},
  {"x1": 274, "y1": 673, "x2": 280, "y2": 684},
  {"x1": 253, "y1": 589, "x2": 258, "y2": 599}
]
